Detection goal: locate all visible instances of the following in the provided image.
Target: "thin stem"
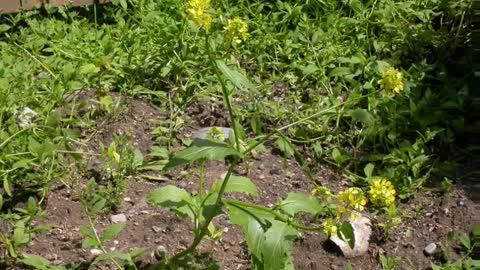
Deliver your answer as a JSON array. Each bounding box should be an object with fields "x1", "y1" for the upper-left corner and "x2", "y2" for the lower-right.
[
  {"x1": 199, "y1": 160, "x2": 206, "y2": 201},
  {"x1": 13, "y1": 42, "x2": 58, "y2": 80},
  {"x1": 205, "y1": 34, "x2": 241, "y2": 152},
  {"x1": 224, "y1": 199, "x2": 324, "y2": 232}
]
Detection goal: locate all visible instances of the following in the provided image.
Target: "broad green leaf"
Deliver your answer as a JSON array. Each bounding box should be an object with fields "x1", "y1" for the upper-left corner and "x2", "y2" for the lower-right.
[
  {"x1": 147, "y1": 185, "x2": 195, "y2": 219},
  {"x1": 79, "y1": 226, "x2": 94, "y2": 239},
  {"x1": 329, "y1": 67, "x2": 351, "y2": 77},
  {"x1": 13, "y1": 221, "x2": 30, "y2": 247},
  {"x1": 102, "y1": 223, "x2": 126, "y2": 242},
  {"x1": 262, "y1": 220, "x2": 298, "y2": 270},
  {"x1": 211, "y1": 176, "x2": 259, "y2": 197},
  {"x1": 129, "y1": 248, "x2": 148, "y2": 260},
  {"x1": 339, "y1": 221, "x2": 355, "y2": 249},
  {"x1": 79, "y1": 64, "x2": 100, "y2": 75},
  {"x1": 473, "y1": 224, "x2": 480, "y2": 237},
  {"x1": 92, "y1": 252, "x2": 132, "y2": 265},
  {"x1": 459, "y1": 232, "x2": 471, "y2": 250},
  {"x1": 276, "y1": 137, "x2": 294, "y2": 157},
  {"x1": 215, "y1": 60, "x2": 255, "y2": 91},
  {"x1": 19, "y1": 254, "x2": 64, "y2": 270},
  {"x1": 364, "y1": 163, "x2": 374, "y2": 178},
  {"x1": 332, "y1": 148, "x2": 343, "y2": 165},
  {"x1": 349, "y1": 109, "x2": 374, "y2": 125},
  {"x1": 301, "y1": 64, "x2": 318, "y2": 76},
  {"x1": 226, "y1": 202, "x2": 273, "y2": 256},
  {"x1": 0, "y1": 25, "x2": 11, "y2": 33},
  {"x1": 82, "y1": 236, "x2": 99, "y2": 248},
  {"x1": 164, "y1": 139, "x2": 240, "y2": 171},
  {"x1": 91, "y1": 198, "x2": 106, "y2": 215},
  {"x1": 280, "y1": 193, "x2": 323, "y2": 216}
]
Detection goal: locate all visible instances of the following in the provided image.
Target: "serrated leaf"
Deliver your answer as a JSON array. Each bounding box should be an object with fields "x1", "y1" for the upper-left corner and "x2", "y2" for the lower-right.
[
  {"x1": 211, "y1": 176, "x2": 259, "y2": 197},
  {"x1": 339, "y1": 221, "x2": 355, "y2": 249},
  {"x1": 164, "y1": 139, "x2": 240, "y2": 171},
  {"x1": 79, "y1": 64, "x2": 100, "y2": 75},
  {"x1": 147, "y1": 185, "x2": 195, "y2": 219},
  {"x1": 349, "y1": 109, "x2": 374, "y2": 125},
  {"x1": 364, "y1": 163, "x2": 374, "y2": 178},
  {"x1": 102, "y1": 223, "x2": 126, "y2": 242},
  {"x1": 459, "y1": 232, "x2": 471, "y2": 250},
  {"x1": 276, "y1": 137, "x2": 294, "y2": 157},
  {"x1": 215, "y1": 60, "x2": 255, "y2": 91},
  {"x1": 280, "y1": 193, "x2": 323, "y2": 216},
  {"x1": 92, "y1": 252, "x2": 132, "y2": 265},
  {"x1": 262, "y1": 221, "x2": 298, "y2": 270}
]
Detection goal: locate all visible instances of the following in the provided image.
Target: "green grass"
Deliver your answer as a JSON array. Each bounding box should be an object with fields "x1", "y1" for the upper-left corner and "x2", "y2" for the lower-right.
[{"x1": 0, "y1": 0, "x2": 475, "y2": 269}]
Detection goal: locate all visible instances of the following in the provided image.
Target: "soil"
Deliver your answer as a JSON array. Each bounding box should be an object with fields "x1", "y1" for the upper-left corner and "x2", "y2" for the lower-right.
[{"x1": 3, "y1": 92, "x2": 479, "y2": 270}]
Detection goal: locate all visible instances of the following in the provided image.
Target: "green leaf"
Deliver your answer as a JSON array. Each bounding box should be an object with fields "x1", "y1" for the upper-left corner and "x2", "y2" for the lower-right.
[
  {"x1": 102, "y1": 223, "x2": 126, "y2": 242},
  {"x1": 459, "y1": 232, "x2": 471, "y2": 250},
  {"x1": 276, "y1": 137, "x2": 294, "y2": 157},
  {"x1": 79, "y1": 64, "x2": 100, "y2": 75},
  {"x1": 92, "y1": 252, "x2": 132, "y2": 265},
  {"x1": 79, "y1": 226, "x2": 94, "y2": 239},
  {"x1": 472, "y1": 224, "x2": 480, "y2": 237},
  {"x1": 0, "y1": 25, "x2": 11, "y2": 33},
  {"x1": 129, "y1": 248, "x2": 148, "y2": 260},
  {"x1": 164, "y1": 139, "x2": 240, "y2": 171},
  {"x1": 19, "y1": 254, "x2": 64, "y2": 270},
  {"x1": 349, "y1": 109, "x2": 374, "y2": 125},
  {"x1": 13, "y1": 221, "x2": 30, "y2": 247},
  {"x1": 91, "y1": 198, "x2": 106, "y2": 215},
  {"x1": 0, "y1": 194, "x2": 3, "y2": 210},
  {"x1": 147, "y1": 185, "x2": 195, "y2": 219},
  {"x1": 215, "y1": 60, "x2": 255, "y2": 91},
  {"x1": 339, "y1": 221, "x2": 355, "y2": 249},
  {"x1": 82, "y1": 236, "x2": 99, "y2": 248},
  {"x1": 3, "y1": 177, "x2": 12, "y2": 197},
  {"x1": 211, "y1": 176, "x2": 259, "y2": 197},
  {"x1": 364, "y1": 163, "x2": 374, "y2": 178},
  {"x1": 280, "y1": 193, "x2": 323, "y2": 216},
  {"x1": 329, "y1": 67, "x2": 351, "y2": 77},
  {"x1": 332, "y1": 148, "x2": 343, "y2": 165},
  {"x1": 262, "y1": 220, "x2": 298, "y2": 270}
]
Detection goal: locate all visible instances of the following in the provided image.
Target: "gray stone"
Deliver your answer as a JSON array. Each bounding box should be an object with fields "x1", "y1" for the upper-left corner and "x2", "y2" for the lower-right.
[
  {"x1": 110, "y1": 214, "x2": 127, "y2": 223},
  {"x1": 424, "y1": 242, "x2": 437, "y2": 256},
  {"x1": 152, "y1": 226, "x2": 162, "y2": 233},
  {"x1": 329, "y1": 214, "x2": 372, "y2": 258},
  {"x1": 192, "y1": 127, "x2": 232, "y2": 140},
  {"x1": 90, "y1": 248, "x2": 102, "y2": 257}
]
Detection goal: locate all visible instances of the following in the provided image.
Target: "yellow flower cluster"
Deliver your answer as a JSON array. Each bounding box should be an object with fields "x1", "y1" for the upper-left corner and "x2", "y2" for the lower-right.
[
  {"x1": 224, "y1": 17, "x2": 249, "y2": 49},
  {"x1": 336, "y1": 187, "x2": 367, "y2": 212},
  {"x1": 368, "y1": 179, "x2": 396, "y2": 207},
  {"x1": 378, "y1": 67, "x2": 404, "y2": 96},
  {"x1": 186, "y1": 0, "x2": 212, "y2": 30},
  {"x1": 322, "y1": 218, "x2": 338, "y2": 236}
]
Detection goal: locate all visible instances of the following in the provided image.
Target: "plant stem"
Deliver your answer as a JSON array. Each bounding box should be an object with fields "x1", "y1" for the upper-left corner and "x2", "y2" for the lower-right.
[
  {"x1": 224, "y1": 199, "x2": 324, "y2": 232},
  {"x1": 199, "y1": 159, "x2": 206, "y2": 201},
  {"x1": 168, "y1": 160, "x2": 238, "y2": 264},
  {"x1": 205, "y1": 34, "x2": 241, "y2": 152}
]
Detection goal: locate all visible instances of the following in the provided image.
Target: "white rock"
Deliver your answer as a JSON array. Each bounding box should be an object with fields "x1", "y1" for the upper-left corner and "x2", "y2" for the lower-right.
[
  {"x1": 329, "y1": 214, "x2": 372, "y2": 258},
  {"x1": 424, "y1": 242, "x2": 437, "y2": 256},
  {"x1": 90, "y1": 248, "x2": 103, "y2": 257},
  {"x1": 110, "y1": 213, "x2": 127, "y2": 223},
  {"x1": 17, "y1": 107, "x2": 38, "y2": 128}
]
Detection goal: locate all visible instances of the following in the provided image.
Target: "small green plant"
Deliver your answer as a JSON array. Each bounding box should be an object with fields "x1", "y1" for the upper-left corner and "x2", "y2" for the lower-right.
[{"x1": 80, "y1": 178, "x2": 146, "y2": 270}]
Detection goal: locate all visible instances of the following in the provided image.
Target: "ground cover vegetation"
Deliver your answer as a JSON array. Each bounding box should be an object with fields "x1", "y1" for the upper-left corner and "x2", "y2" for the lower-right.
[{"x1": 0, "y1": 0, "x2": 477, "y2": 269}]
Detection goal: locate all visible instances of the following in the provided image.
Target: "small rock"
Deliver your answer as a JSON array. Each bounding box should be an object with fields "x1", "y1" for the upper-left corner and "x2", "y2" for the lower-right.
[
  {"x1": 457, "y1": 200, "x2": 465, "y2": 207},
  {"x1": 17, "y1": 107, "x2": 38, "y2": 128},
  {"x1": 269, "y1": 168, "x2": 281, "y2": 175},
  {"x1": 152, "y1": 226, "x2": 162, "y2": 233},
  {"x1": 192, "y1": 127, "x2": 232, "y2": 140},
  {"x1": 258, "y1": 164, "x2": 266, "y2": 170},
  {"x1": 155, "y1": 245, "x2": 168, "y2": 261},
  {"x1": 329, "y1": 214, "x2": 372, "y2": 258},
  {"x1": 258, "y1": 174, "x2": 265, "y2": 180},
  {"x1": 110, "y1": 214, "x2": 127, "y2": 223},
  {"x1": 52, "y1": 260, "x2": 64, "y2": 266},
  {"x1": 424, "y1": 243, "x2": 437, "y2": 256},
  {"x1": 123, "y1": 197, "x2": 132, "y2": 202},
  {"x1": 90, "y1": 248, "x2": 103, "y2": 257},
  {"x1": 45, "y1": 253, "x2": 58, "y2": 261}
]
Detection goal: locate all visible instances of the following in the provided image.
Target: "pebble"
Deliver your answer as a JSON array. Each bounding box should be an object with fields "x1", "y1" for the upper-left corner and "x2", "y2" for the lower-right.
[
  {"x1": 110, "y1": 214, "x2": 127, "y2": 223},
  {"x1": 269, "y1": 168, "x2": 281, "y2": 175},
  {"x1": 457, "y1": 200, "x2": 465, "y2": 207},
  {"x1": 424, "y1": 242, "x2": 437, "y2": 256},
  {"x1": 258, "y1": 174, "x2": 265, "y2": 180},
  {"x1": 90, "y1": 248, "x2": 103, "y2": 257},
  {"x1": 52, "y1": 260, "x2": 64, "y2": 266},
  {"x1": 152, "y1": 226, "x2": 162, "y2": 233}
]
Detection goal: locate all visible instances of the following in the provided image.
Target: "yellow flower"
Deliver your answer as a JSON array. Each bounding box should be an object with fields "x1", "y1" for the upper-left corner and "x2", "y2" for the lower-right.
[
  {"x1": 186, "y1": 0, "x2": 212, "y2": 30},
  {"x1": 323, "y1": 218, "x2": 338, "y2": 236},
  {"x1": 224, "y1": 17, "x2": 249, "y2": 50},
  {"x1": 336, "y1": 187, "x2": 367, "y2": 212},
  {"x1": 378, "y1": 67, "x2": 404, "y2": 96},
  {"x1": 368, "y1": 179, "x2": 396, "y2": 207}
]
